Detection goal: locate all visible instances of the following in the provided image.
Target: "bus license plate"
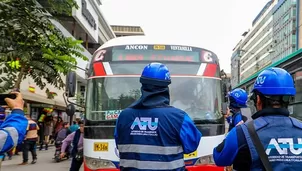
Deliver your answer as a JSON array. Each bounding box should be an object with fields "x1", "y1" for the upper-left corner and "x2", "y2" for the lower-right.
[
  {"x1": 184, "y1": 151, "x2": 197, "y2": 158},
  {"x1": 94, "y1": 142, "x2": 109, "y2": 151}
]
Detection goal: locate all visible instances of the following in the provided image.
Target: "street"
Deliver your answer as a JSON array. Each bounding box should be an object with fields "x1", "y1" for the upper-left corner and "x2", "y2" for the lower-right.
[{"x1": 2, "y1": 147, "x2": 83, "y2": 171}]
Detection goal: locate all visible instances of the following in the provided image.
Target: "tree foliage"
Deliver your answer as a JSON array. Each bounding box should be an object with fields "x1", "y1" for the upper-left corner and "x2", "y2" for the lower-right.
[{"x1": 0, "y1": 0, "x2": 88, "y2": 94}]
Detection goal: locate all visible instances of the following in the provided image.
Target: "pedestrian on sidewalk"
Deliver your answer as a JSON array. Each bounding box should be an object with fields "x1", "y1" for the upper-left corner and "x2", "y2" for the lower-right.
[
  {"x1": 43, "y1": 118, "x2": 53, "y2": 150},
  {"x1": 4, "y1": 149, "x2": 13, "y2": 161},
  {"x1": 60, "y1": 121, "x2": 84, "y2": 171},
  {"x1": 69, "y1": 121, "x2": 79, "y2": 133},
  {"x1": 53, "y1": 117, "x2": 63, "y2": 140},
  {"x1": 14, "y1": 143, "x2": 22, "y2": 155},
  {"x1": 20, "y1": 114, "x2": 39, "y2": 165}
]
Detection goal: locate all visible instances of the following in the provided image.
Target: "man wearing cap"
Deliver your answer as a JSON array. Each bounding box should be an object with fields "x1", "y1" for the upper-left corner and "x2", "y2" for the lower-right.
[
  {"x1": 224, "y1": 88, "x2": 248, "y2": 132},
  {"x1": 114, "y1": 62, "x2": 202, "y2": 171}
]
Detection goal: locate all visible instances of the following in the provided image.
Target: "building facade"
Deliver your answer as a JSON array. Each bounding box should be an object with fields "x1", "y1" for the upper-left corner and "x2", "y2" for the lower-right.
[
  {"x1": 111, "y1": 25, "x2": 145, "y2": 37},
  {"x1": 238, "y1": 0, "x2": 277, "y2": 84},
  {"x1": 221, "y1": 72, "x2": 231, "y2": 102},
  {"x1": 231, "y1": 40, "x2": 242, "y2": 88},
  {"x1": 271, "y1": 0, "x2": 298, "y2": 62},
  {"x1": 231, "y1": 0, "x2": 302, "y2": 120},
  {"x1": 18, "y1": 0, "x2": 115, "y2": 121}
]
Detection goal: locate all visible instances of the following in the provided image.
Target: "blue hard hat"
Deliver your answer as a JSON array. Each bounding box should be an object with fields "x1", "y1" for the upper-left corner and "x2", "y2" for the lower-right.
[
  {"x1": 228, "y1": 88, "x2": 248, "y2": 108},
  {"x1": 252, "y1": 67, "x2": 296, "y2": 96},
  {"x1": 140, "y1": 62, "x2": 171, "y2": 86}
]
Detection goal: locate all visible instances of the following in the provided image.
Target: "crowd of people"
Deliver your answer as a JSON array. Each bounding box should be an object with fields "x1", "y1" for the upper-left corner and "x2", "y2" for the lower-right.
[{"x1": 0, "y1": 100, "x2": 83, "y2": 170}]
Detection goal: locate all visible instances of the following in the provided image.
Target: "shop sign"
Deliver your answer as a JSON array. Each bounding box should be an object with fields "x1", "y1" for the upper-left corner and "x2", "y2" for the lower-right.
[
  {"x1": 81, "y1": 0, "x2": 97, "y2": 30},
  {"x1": 31, "y1": 103, "x2": 53, "y2": 108},
  {"x1": 72, "y1": 0, "x2": 99, "y2": 42}
]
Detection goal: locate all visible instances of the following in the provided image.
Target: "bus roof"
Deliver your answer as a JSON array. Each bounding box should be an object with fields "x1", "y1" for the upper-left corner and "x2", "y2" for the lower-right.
[{"x1": 98, "y1": 36, "x2": 217, "y2": 55}]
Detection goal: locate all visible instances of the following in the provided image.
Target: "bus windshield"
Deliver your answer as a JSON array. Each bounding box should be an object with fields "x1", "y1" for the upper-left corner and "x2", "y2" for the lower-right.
[{"x1": 86, "y1": 63, "x2": 222, "y2": 122}]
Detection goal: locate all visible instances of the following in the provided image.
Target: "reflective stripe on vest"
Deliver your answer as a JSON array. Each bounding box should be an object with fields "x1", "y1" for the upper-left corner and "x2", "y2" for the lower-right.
[
  {"x1": 0, "y1": 131, "x2": 8, "y2": 152},
  {"x1": 118, "y1": 144, "x2": 185, "y2": 170},
  {"x1": 120, "y1": 158, "x2": 185, "y2": 170},
  {"x1": 118, "y1": 144, "x2": 183, "y2": 155}
]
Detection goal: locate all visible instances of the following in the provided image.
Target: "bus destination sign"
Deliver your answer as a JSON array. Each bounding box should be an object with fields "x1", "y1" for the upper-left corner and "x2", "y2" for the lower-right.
[
  {"x1": 111, "y1": 44, "x2": 203, "y2": 62},
  {"x1": 114, "y1": 53, "x2": 200, "y2": 62}
]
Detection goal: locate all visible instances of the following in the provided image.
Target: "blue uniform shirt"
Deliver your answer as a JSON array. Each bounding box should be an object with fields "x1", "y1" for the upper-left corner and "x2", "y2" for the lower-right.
[{"x1": 227, "y1": 111, "x2": 244, "y2": 132}]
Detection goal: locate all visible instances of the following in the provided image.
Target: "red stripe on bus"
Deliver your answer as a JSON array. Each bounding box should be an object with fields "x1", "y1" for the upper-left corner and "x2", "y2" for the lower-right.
[
  {"x1": 203, "y1": 63, "x2": 217, "y2": 77},
  {"x1": 93, "y1": 62, "x2": 106, "y2": 76}
]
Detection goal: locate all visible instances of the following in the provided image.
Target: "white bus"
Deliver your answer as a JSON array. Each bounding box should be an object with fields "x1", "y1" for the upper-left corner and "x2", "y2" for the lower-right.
[{"x1": 83, "y1": 36, "x2": 225, "y2": 171}]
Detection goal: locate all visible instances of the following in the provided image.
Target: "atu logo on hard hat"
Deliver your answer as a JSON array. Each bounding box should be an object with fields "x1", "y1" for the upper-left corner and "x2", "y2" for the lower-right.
[
  {"x1": 165, "y1": 72, "x2": 171, "y2": 80},
  {"x1": 256, "y1": 76, "x2": 266, "y2": 85}
]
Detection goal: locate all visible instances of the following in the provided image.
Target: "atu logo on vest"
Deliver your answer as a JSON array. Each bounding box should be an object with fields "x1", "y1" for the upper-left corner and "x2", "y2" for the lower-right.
[
  {"x1": 130, "y1": 117, "x2": 159, "y2": 131},
  {"x1": 266, "y1": 138, "x2": 302, "y2": 155}
]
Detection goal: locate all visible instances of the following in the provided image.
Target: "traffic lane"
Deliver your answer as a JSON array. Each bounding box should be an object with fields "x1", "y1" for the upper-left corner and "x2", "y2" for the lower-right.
[{"x1": 2, "y1": 147, "x2": 83, "y2": 171}]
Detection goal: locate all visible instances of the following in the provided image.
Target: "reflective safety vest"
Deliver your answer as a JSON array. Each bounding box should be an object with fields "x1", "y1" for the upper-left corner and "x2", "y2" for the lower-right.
[
  {"x1": 228, "y1": 111, "x2": 244, "y2": 132},
  {"x1": 240, "y1": 115, "x2": 302, "y2": 171},
  {"x1": 116, "y1": 107, "x2": 201, "y2": 171}
]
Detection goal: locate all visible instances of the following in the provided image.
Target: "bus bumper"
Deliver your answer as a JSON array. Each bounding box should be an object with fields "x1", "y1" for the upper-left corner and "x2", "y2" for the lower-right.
[
  {"x1": 84, "y1": 163, "x2": 224, "y2": 171},
  {"x1": 186, "y1": 165, "x2": 224, "y2": 171},
  {"x1": 84, "y1": 162, "x2": 118, "y2": 171}
]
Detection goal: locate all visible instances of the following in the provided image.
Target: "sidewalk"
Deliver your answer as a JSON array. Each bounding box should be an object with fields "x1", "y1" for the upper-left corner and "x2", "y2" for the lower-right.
[{"x1": 1, "y1": 146, "x2": 81, "y2": 171}]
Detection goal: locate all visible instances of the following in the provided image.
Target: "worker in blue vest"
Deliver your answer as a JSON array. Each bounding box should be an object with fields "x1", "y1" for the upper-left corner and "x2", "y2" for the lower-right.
[
  {"x1": 114, "y1": 62, "x2": 202, "y2": 171},
  {"x1": 0, "y1": 92, "x2": 28, "y2": 166},
  {"x1": 225, "y1": 88, "x2": 248, "y2": 132},
  {"x1": 213, "y1": 67, "x2": 300, "y2": 170}
]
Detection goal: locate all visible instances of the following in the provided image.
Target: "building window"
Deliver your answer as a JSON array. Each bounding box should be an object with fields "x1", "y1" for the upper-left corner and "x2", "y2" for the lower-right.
[{"x1": 283, "y1": 13, "x2": 289, "y2": 22}]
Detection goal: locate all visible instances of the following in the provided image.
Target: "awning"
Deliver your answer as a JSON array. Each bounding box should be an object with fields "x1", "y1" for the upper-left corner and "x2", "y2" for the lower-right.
[
  {"x1": 54, "y1": 100, "x2": 67, "y2": 110},
  {"x1": 21, "y1": 90, "x2": 67, "y2": 110},
  {"x1": 21, "y1": 90, "x2": 55, "y2": 105}
]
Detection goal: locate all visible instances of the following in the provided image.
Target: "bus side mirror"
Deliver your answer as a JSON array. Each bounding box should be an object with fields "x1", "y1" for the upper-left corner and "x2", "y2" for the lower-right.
[
  {"x1": 66, "y1": 104, "x2": 76, "y2": 116},
  {"x1": 66, "y1": 71, "x2": 76, "y2": 97}
]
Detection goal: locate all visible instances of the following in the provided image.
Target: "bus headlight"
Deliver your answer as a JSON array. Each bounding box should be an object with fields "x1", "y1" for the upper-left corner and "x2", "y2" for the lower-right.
[
  {"x1": 85, "y1": 156, "x2": 116, "y2": 170},
  {"x1": 194, "y1": 154, "x2": 215, "y2": 165}
]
